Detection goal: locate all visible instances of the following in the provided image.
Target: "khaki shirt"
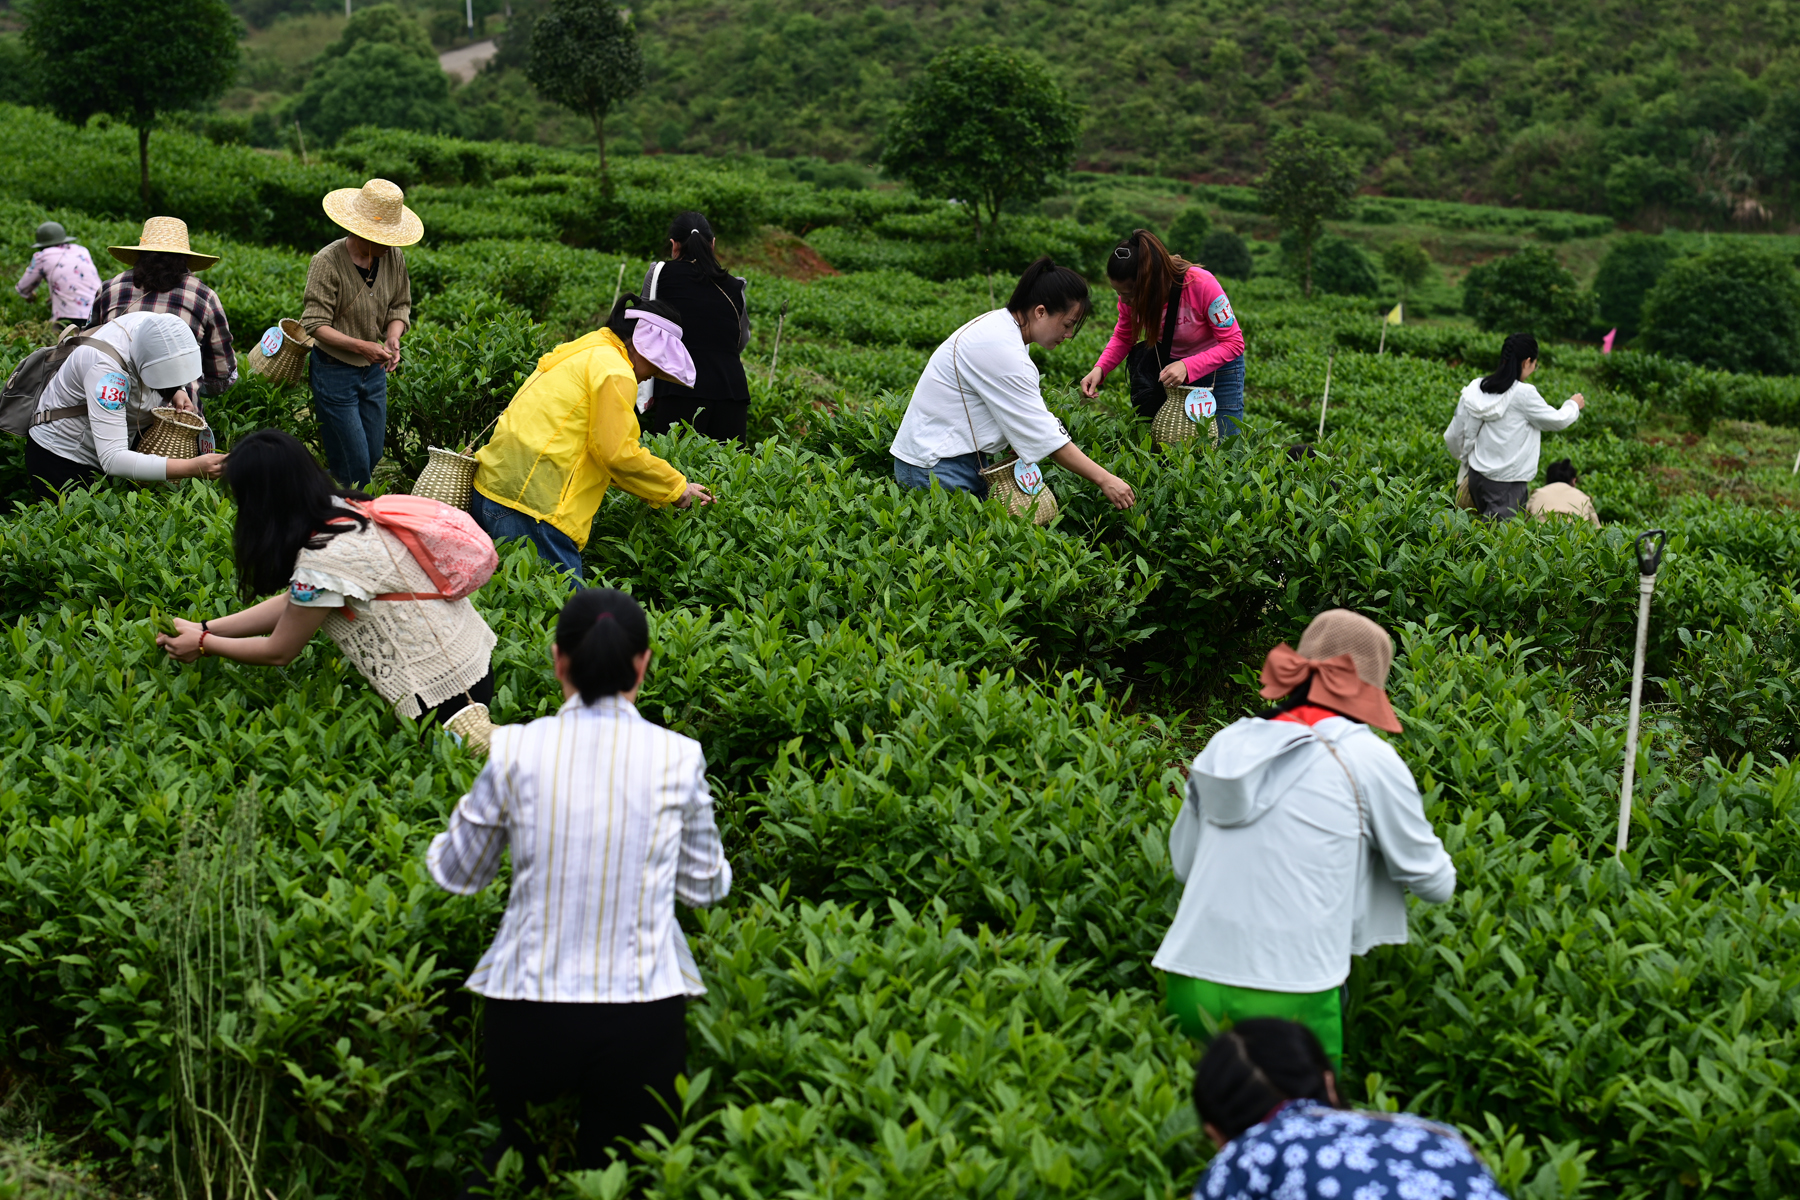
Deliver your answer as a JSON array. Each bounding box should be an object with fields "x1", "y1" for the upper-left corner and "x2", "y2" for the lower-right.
[
  {"x1": 301, "y1": 238, "x2": 412, "y2": 367},
  {"x1": 1526, "y1": 482, "x2": 1600, "y2": 529}
]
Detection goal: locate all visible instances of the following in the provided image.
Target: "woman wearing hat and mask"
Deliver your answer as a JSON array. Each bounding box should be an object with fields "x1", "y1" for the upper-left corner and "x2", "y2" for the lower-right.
[
  {"x1": 92, "y1": 216, "x2": 237, "y2": 453},
  {"x1": 15, "y1": 221, "x2": 100, "y2": 327},
  {"x1": 302, "y1": 178, "x2": 422, "y2": 489},
  {"x1": 1153, "y1": 609, "x2": 1456, "y2": 1066},
  {"x1": 470, "y1": 295, "x2": 715, "y2": 576},
  {"x1": 24, "y1": 310, "x2": 227, "y2": 501}
]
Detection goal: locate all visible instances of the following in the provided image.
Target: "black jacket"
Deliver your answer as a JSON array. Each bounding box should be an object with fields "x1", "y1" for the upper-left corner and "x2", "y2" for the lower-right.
[{"x1": 644, "y1": 259, "x2": 750, "y2": 401}]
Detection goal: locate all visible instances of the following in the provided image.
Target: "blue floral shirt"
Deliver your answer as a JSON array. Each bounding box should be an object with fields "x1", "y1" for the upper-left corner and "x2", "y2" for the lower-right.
[{"x1": 1197, "y1": 1102, "x2": 1508, "y2": 1200}]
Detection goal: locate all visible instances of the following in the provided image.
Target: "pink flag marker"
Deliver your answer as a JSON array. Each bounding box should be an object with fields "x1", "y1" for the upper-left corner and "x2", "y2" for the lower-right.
[{"x1": 1602, "y1": 328, "x2": 1617, "y2": 354}]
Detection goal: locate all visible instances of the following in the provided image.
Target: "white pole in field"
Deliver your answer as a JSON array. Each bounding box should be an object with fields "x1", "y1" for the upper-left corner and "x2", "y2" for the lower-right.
[
  {"x1": 1791, "y1": 442, "x2": 1799, "y2": 474},
  {"x1": 1316, "y1": 349, "x2": 1335, "y2": 441},
  {"x1": 1616, "y1": 529, "x2": 1667, "y2": 854},
  {"x1": 766, "y1": 300, "x2": 789, "y2": 390},
  {"x1": 608, "y1": 261, "x2": 625, "y2": 315},
  {"x1": 1377, "y1": 318, "x2": 1388, "y2": 358}
]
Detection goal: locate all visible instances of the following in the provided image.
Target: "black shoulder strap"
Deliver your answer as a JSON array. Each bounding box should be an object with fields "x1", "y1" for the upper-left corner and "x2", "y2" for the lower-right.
[
  {"x1": 32, "y1": 334, "x2": 131, "y2": 427},
  {"x1": 1156, "y1": 280, "x2": 1183, "y2": 364}
]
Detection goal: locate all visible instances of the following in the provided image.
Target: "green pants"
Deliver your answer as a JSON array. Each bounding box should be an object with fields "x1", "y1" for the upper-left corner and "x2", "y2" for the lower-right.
[{"x1": 1164, "y1": 974, "x2": 1344, "y2": 1068}]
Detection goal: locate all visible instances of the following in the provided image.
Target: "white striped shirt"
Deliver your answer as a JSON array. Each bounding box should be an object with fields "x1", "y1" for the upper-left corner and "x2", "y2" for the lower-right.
[{"x1": 427, "y1": 694, "x2": 732, "y2": 1002}]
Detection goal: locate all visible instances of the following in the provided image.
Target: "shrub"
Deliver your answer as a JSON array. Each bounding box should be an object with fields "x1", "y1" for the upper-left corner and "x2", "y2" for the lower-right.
[
  {"x1": 1462, "y1": 244, "x2": 1596, "y2": 338},
  {"x1": 1639, "y1": 241, "x2": 1800, "y2": 376},
  {"x1": 1164, "y1": 202, "x2": 1211, "y2": 258},
  {"x1": 1200, "y1": 229, "x2": 1254, "y2": 280},
  {"x1": 1592, "y1": 233, "x2": 1679, "y2": 337},
  {"x1": 287, "y1": 41, "x2": 464, "y2": 147},
  {"x1": 1311, "y1": 235, "x2": 1380, "y2": 296}
]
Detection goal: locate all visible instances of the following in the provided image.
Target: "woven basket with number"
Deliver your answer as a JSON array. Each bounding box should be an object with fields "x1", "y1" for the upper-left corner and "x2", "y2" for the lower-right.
[
  {"x1": 412, "y1": 446, "x2": 481, "y2": 509},
  {"x1": 246, "y1": 318, "x2": 313, "y2": 386},
  {"x1": 444, "y1": 701, "x2": 494, "y2": 755},
  {"x1": 980, "y1": 457, "x2": 1059, "y2": 526},
  {"x1": 1151, "y1": 387, "x2": 1220, "y2": 448},
  {"x1": 137, "y1": 407, "x2": 209, "y2": 459}
]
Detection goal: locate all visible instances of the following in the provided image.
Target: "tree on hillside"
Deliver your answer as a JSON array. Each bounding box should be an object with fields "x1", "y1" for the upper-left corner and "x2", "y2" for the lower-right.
[
  {"x1": 1257, "y1": 127, "x2": 1359, "y2": 297},
  {"x1": 881, "y1": 46, "x2": 1079, "y2": 243},
  {"x1": 22, "y1": 0, "x2": 239, "y2": 205},
  {"x1": 526, "y1": 0, "x2": 644, "y2": 179},
  {"x1": 1165, "y1": 204, "x2": 1212, "y2": 258},
  {"x1": 1593, "y1": 234, "x2": 1679, "y2": 338},
  {"x1": 288, "y1": 41, "x2": 462, "y2": 146},
  {"x1": 1382, "y1": 239, "x2": 1433, "y2": 301},
  {"x1": 316, "y1": 3, "x2": 438, "y2": 63},
  {"x1": 1201, "y1": 230, "x2": 1254, "y2": 281},
  {"x1": 1640, "y1": 243, "x2": 1800, "y2": 376},
  {"x1": 1461, "y1": 245, "x2": 1595, "y2": 339}
]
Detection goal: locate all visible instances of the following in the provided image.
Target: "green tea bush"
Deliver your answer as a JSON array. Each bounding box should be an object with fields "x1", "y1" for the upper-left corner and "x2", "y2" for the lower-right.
[
  {"x1": 1462, "y1": 245, "x2": 1596, "y2": 338},
  {"x1": 1640, "y1": 241, "x2": 1800, "y2": 377}
]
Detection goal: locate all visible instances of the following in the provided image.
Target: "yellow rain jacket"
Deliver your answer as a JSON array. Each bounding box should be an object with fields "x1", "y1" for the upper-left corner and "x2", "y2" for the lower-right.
[{"x1": 472, "y1": 328, "x2": 687, "y2": 550}]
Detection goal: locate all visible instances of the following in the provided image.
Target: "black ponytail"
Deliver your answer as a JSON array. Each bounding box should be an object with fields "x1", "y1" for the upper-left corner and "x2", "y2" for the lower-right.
[
  {"x1": 1192, "y1": 1019, "x2": 1338, "y2": 1142},
  {"x1": 1006, "y1": 256, "x2": 1092, "y2": 331},
  {"x1": 668, "y1": 210, "x2": 728, "y2": 281},
  {"x1": 555, "y1": 588, "x2": 651, "y2": 704},
  {"x1": 1479, "y1": 332, "x2": 1539, "y2": 394}
]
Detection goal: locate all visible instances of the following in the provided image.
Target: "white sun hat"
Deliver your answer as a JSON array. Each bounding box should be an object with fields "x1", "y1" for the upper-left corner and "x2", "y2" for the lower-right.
[
  {"x1": 321, "y1": 178, "x2": 425, "y2": 247},
  {"x1": 132, "y1": 314, "x2": 204, "y2": 390}
]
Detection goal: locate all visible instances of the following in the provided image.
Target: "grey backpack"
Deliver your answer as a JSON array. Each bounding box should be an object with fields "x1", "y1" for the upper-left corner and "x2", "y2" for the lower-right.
[{"x1": 0, "y1": 328, "x2": 127, "y2": 437}]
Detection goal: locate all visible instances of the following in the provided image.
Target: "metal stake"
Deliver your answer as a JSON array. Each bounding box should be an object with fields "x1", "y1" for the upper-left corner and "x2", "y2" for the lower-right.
[
  {"x1": 1616, "y1": 529, "x2": 1667, "y2": 854},
  {"x1": 1317, "y1": 349, "x2": 1335, "y2": 441},
  {"x1": 766, "y1": 300, "x2": 789, "y2": 390}
]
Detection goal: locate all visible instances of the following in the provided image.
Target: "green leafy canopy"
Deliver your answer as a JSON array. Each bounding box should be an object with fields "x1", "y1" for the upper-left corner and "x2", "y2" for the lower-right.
[
  {"x1": 1258, "y1": 127, "x2": 1361, "y2": 297},
  {"x1": 880, "y1": 45, "x2": 1079, "y2": 241},
  {"x1": 526, "y1": 0, "x2": 645, "y2": 174}
]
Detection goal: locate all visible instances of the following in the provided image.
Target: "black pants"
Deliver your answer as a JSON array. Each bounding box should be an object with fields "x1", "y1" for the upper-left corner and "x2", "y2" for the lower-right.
[
  {"x1": 26, "y1": 437, "x2": 102, "y2": 502},
  {"x1": 418, "y1": 668, "x2": 496, "y2": 730},
  {"x1": 1467, "y1": 466, "x2": 1529, "y2": 521},
  {"x1": 465, "y1": 995, "x2": 686, "y2": 1196},
  {"x1": 641, "y1": 395, "x2": 749, "y2": 447}
]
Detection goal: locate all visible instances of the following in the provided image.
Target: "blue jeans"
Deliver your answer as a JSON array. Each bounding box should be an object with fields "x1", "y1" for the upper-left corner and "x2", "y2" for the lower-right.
[
  {"x1": 469, "y1": 489, "x2": 584, "y2": 577},
  {"x1": 1193, "y1": 354, "x2": 1246, "y2": 437},
  {"x1": 310, "y1": 348, "x2": 387, "y2": 488},
  {"x1": 894, "y1": 452, "x2": 988, "y2": 498}
]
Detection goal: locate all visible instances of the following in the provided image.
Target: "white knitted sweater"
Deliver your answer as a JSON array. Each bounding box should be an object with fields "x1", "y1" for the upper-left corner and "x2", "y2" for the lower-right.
[{"x1": 292, "y1": 518, "x2": 496, "y2": 718}]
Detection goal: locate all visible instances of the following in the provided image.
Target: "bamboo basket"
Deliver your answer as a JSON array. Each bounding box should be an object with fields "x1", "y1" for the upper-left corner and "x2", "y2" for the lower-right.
[
  {"x1": 980, "y1": 456, "x2": 1058, "y2": 526},
  {"x1": 1151, "y1": 386, "x2": 1220, "y2": 448},
  {"x1": 411, "y1": 446, "x2": 480, "y2": 509},
  {"x1": 444, "y1": 701, "x2": 493, "y2": 755},
  {"x1": 245, "y1": 318, "x2": 312, "y2": 385},
  {"x1": 137, "y1": 407, "x2": 209, "y2": 460}
]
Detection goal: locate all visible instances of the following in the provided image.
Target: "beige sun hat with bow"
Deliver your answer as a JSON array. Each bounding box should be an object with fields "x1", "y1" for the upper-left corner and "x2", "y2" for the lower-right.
[
  {"x1": 322, "y1": 178, "x2": 424, "y2": 247},
  {"x1": 108, "y1": 216, "x2": 219, "y2": 270}
]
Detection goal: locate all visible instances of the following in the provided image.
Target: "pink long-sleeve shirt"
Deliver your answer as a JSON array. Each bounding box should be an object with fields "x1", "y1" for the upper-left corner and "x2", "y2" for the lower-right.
[{"x1": 1094, "y1": 265, "x2": 1244, "y2": 384}]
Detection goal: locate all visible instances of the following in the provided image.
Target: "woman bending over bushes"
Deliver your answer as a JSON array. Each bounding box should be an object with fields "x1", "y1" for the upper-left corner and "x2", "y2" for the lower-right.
[
  {"x1": 891, "y1": 256, "x2": 1136, "y2": 509},
  {"x1": 156, "y1": 429, "x2": 497, "y2": 728},
  {"x1": 1191, "y1": 1019, "x2": 1507, "y2": 1196},
  {"x1": 429, "y1": 587, "x2": 732, "y2": 1193}
]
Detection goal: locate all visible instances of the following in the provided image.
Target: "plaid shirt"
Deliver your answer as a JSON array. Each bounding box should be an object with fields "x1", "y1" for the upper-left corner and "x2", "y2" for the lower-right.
[{"x1": 91, "y1": 271, "x2": 238, "y2": 396}]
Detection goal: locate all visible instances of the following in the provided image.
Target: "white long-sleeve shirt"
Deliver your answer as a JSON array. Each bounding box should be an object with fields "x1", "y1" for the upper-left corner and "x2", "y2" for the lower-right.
[
  {"x1": 890, "y1": 309, "x2": 1071, "y2": 469},
  {"x1": 27, "y1": 311, "x2": 174, "y2": 480},
  {"x1": 1153, "y1": 715, "x2": 1455, "y2": 993},
  {"x1": 428, "y1": 694, "x2": 732, "y2": 1003},
  {"x1": 1442, "y1": 376, "x2": 1581, "y2": 484}
]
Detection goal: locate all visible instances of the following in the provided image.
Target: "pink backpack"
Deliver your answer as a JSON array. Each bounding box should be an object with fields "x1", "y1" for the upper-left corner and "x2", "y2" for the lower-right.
[{"x1": 344, "y1": 495, "x2": 499, "y2": 602}]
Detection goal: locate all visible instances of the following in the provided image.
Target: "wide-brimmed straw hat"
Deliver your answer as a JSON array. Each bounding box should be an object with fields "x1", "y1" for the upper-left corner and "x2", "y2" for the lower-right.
[
  {"x1": 1259, "y1": 608, "x2": 1402, "y2": 732},
  {"x1": 322, "y1": 178, "x2": 424, "y2": 247},
  {"x1": 109, "y1": 216, "x2": 219, "y2": 270}
]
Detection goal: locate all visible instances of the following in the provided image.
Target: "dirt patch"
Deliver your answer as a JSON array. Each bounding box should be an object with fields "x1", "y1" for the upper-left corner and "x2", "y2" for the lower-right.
[{"x1": 721, "y1": 227, "x2": 840, "y2": 282}]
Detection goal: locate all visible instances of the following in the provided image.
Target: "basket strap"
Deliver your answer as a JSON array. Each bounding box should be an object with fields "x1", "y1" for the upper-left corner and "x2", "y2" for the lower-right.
[
  {"x1": 947, "y1": 317, "x2": 988, "y2": 471},
  {"x1": 342, "y1": 512, "x2": 478, "y2": 714}
]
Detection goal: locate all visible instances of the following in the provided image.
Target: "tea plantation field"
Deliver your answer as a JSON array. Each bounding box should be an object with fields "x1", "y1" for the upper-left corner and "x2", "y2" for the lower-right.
[{"x1": 4, "y1": 117, "x2": 1800, "y2": 1200}]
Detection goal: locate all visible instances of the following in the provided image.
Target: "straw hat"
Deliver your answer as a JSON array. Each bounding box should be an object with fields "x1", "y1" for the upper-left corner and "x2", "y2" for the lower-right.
[
  {"x1": 108, "y1": 216, "x2": 219, "y2": 269},
  {"x1": 322, "y1": 178, "x2": 424, "y2": 247},
  {"x1": 247, "y1": 318, "x2": 314, "y2": 385}
]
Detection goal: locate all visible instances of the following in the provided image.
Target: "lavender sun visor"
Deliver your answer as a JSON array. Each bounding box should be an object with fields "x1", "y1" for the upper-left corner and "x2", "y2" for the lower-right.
[{"x1": 624, "y1": 309, "x2": 696, "y2": 388}]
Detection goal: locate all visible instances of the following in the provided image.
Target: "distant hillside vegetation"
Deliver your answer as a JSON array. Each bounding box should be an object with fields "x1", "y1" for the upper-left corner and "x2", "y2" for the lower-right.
[{"x1": 628, "y1": 0, "x2": 1800, "y2": 227}]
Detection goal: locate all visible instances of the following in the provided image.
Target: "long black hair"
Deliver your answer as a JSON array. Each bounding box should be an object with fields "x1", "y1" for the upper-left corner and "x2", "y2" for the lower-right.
[
  {"x1": 555, "y1": 588, "x2": 651, "y2": 703},
  {"x1": 605, "y1": 293, "x2": 685, "y2": 341},
  {"x1": 1006, "y1": 256, "x2": 1091, "y2": 331},
  {"x1": 224, "y1": 429, "x2": 369, "y2": 601},
  {"x1": 131, "y1": 251, "x2": 190, "y2": 294},
  {"x1": 667, "y1": 210, "x2": 728, "y2": 281},
  {"x1": 1479, "y1": 332, "x2": 1539, "y2": 394},
  {"x1": 1106, "y1": 229, "x2": 1193, "y2": 346},
  {"x1": 1193, "y1": 1019, "x2": 1338, "y2": 1142}
]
